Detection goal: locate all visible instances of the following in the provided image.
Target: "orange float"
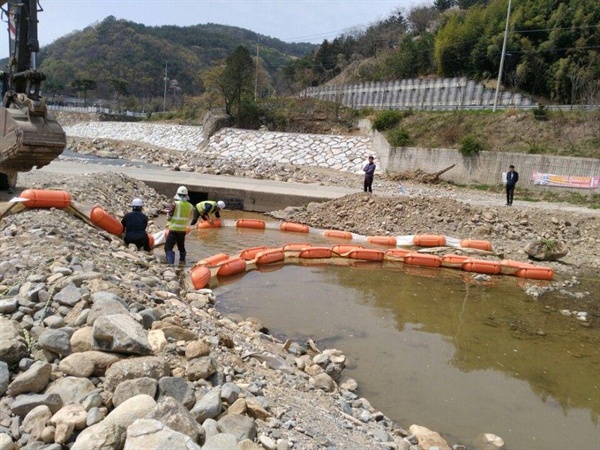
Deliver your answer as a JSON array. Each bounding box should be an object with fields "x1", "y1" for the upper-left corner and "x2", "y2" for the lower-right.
[
  {"x1": 190, "y1": 266, "x2": 211, "y2": 289},
  {"x1": 500, "y1": 259, "x2": 533, "y2": 269},
  {"x1": 403, "y1": 252, "x2": 442, "y2": 268},
  {"x1": 413, "y1": 235, "x2": 447, "y2": 247},
  {"x1": 216, "y1": 258, "x2": 247, "y2": 277},
  {"x1": 347, "y1": 249, "x2": 385, "y2": 261},
  {"x1": 460, "y1": 239, "x2": 493, "y2": 252},
  {"x1": 384, "y1": 248, "x2": 412, "y2": 259},
  {"x1": 299, "y1": 247, "x2": 333, "y2": 259},
  {"x1": 323, "y1": 230, "x2": 353, "y2": 240},
  {"x1": 462, "y1": 259, "x2": 502, "y2": 275},
  {"x1": 197, "y1": 219, "x2": 222, "y2": 229},
  {"x1": 332, "y1": 244, "x2": 364, "y2": 255},
  {"x1": 441, "y1": 254, "x2": 469, "y2": 267},
  {"x1": 515, "y1": 266, "x2": 554, "y2": 281},
  {"x1": 280, "y1": 222, "x2": 309, "y2": 233},
  {"x1": 366, "y1": 236, "x2": 397, "y2": 246},
  {"x1": 236, "y1": 219, "x2": 265, "y2": 229},
  {"x1": 21, "y1": 189, "x2": 72, "y2": 209},
  {"x1": 90, "y1": 206, "x2": 124, "y2": 235},
  {"x1": 239, "y1": 246, "x2": 268, "y2": 260},
  {"x1": 256, "y1": 249, "x2": 286, "y2": 265},
  {"x1": 147, "y1": 234, "x2": 155, "y2": 249},
  {"x1": 196, "y1": 253, "x2": 229, "y2": 267},
  {"x1": 282, "y1": 243, "x2": 311, "y2": 251}
]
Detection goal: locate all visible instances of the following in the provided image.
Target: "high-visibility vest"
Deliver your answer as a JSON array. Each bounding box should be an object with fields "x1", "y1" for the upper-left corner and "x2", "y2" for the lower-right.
[
  {"x1": 196, "y1": 200, "x2": 217, "y2": 215},
  {"x1": 168, "y1": 201, "x2": 193, "y2": 231}
]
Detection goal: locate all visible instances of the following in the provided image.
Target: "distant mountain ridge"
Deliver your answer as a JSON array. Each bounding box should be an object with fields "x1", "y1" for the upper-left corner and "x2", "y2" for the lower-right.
[{"x1": 16, "y1": 16, "x2": 315, "y2": 100}]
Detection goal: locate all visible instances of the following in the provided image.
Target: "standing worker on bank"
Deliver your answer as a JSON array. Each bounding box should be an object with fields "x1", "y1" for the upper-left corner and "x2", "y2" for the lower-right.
[
  {"x1": 191, "y1": 200, "x2": 226, "y2": 225},
  {"x1": 165, "y1": 186, "x2": 194, "y2": 265},
  {"x1": 363, "y1": 155, "x2": 376, "y2": 193},
  {"x1": 121, "y1": 198, "x2": 150, "y2": 251},
  {"x1": 505, "y1": 164, "x2": 519, "y2": 206}
]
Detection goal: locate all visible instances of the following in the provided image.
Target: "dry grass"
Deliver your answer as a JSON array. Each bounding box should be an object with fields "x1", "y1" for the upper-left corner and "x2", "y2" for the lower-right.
[{"x1": 390, "y1": 109, "x2": 600, "y2": 158}]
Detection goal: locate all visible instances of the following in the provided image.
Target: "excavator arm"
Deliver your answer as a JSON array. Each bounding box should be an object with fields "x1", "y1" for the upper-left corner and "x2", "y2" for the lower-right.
[{"x1": 0, "y1": 0, "x2": 66, "y2": 190}]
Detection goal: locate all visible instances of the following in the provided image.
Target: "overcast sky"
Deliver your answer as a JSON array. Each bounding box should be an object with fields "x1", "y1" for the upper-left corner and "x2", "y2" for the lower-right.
[{"x1": 1, "y1": 0, "x2": 429, "y2": 59}]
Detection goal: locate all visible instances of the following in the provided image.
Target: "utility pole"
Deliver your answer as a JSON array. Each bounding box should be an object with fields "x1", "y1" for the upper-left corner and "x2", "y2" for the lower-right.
[
  {"x1": 254, "y1": 39, "x2": 259, "y2": 101},
  {"x1": 163, "y1": 63, "x2": 168, "y2": 112},
  {"x1": 493, "y1": 0, "x2": 511, "y2": 112}
]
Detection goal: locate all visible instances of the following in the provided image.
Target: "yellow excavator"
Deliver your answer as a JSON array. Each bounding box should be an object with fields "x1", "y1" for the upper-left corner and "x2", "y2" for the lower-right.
[{"x1": 0, "y1": 0, "x2": 65, "y2": 190}]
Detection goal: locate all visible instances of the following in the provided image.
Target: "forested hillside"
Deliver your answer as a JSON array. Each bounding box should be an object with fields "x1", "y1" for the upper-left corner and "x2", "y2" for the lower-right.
[
  {"x1": 31, "y1": 16, "x2": 314, "y2": 109},
  {"x1": 282, "y1": 0, "x2": 599, "y2": 104}
]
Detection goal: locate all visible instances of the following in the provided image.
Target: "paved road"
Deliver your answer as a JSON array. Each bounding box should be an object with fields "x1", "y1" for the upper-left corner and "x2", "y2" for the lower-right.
[{"x1": 32, "y1": 160, "x2": 359, "y2": 212}]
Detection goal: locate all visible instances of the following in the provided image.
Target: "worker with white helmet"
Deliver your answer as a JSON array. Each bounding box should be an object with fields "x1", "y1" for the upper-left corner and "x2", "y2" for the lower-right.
[
  {"x1": 121, "y1": 198, "x2": 150, "y2": 251},
  {"x1": 191, "y1": 199, "x2": 226, "y2": 226},
  {"x1": 165, "y1": 186, "x2": 194, "y2": 265}
]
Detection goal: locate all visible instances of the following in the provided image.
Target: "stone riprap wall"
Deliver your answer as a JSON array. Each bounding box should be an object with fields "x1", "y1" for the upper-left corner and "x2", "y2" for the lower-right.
[
  {"x1": 64, "y1": 123, "x2": 374, "y2": 173},
  {"x1": 300, "y1": 77, "x2": 534, "y2": 110},
  {"x1": 63, "y1": 122, "x2": 206, "y2": 152},
  {"x1": 207, "y1": 129, "x2": 373, "y2": 172}
]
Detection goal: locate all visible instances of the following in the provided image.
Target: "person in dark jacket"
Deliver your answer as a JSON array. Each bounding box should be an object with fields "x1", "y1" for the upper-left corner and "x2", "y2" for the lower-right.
[
  {"x1": 191, "y1": 200, "x2": 226, "y2": 225},
  {"x1": 121, "y1": 198, "x2": 150, "y2": 251},
  {"x1": 505, "y1": 164, "x2": 519, "y2": 206},
  {"x1": 363, "y1": 156, "x2": 376, "y2": 193}
]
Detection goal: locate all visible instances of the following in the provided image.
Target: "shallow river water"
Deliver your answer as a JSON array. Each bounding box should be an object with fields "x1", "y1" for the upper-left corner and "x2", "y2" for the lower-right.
[{"x1": 174, "y1": 212, "x2": 599, "y2": 450}]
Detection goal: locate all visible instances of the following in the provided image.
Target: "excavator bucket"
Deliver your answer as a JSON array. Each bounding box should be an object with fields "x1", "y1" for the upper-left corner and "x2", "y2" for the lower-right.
[{"x1": 0, "y1": 106, "x2": 66, "y2": 186}]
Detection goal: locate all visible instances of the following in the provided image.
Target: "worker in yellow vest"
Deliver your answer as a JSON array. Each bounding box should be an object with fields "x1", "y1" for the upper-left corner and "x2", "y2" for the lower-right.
[
  {"x1": 191, "y1": 200, "x2": 226, "y2": 225},
  {"x1": 165, "y1": 186, "x2": 194, "y2": 265}
]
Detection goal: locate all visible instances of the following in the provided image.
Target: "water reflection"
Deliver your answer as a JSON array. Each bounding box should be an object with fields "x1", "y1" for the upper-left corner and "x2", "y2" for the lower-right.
[{"x1": 182, "y1": 215, "x2": 600, "y2": 450}]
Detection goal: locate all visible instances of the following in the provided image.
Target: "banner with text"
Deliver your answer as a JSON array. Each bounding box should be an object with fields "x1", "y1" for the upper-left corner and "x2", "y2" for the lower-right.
[{"x1": 531, "y1": 171, "x2": 599, "y2": 189}]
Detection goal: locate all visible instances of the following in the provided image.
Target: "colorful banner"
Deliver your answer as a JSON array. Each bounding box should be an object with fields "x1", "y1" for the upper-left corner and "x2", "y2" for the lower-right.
[{"x1": 531, "y1": 171, "x2": 599, "y2": 189}]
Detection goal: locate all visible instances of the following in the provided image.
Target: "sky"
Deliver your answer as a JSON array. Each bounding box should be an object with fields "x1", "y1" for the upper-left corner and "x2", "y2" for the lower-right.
[{"x1": 0, "y1": 0, "x2": 429, "y2": 59}]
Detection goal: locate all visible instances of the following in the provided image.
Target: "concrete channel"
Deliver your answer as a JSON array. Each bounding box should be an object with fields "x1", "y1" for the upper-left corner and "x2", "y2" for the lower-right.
[{"x1": 37, "y1": 160, "x2": 358, "y2": 212}]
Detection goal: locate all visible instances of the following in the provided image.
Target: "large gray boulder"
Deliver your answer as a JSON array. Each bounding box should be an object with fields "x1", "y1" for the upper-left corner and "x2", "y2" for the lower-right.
[
  {"x1": 92, "y1": 314, "x2": 152, "y2": 356},
  {"x1": 113, "y1": 377, "x2": 158, "y2": 407},
  {"x1": 45, "y1": 376, "x2": 95, "y2": 405},
  {"x1": 72, "y1": 394, "x2": 156, "y2": 450},
  {"x1": 124, "y1": 419, "x2": 201, "y2": 450},
  {"x1": 86, "y1": 292, "x2": 128, "y2": 325},
  {"x1": 37, "y1": 328, "x2": 72, "y2": 356},
  {"x1": 217, "y1": 414, "x2": 257, "y2": 442},
  {"x1": 147, "y1": 396, "x2": 205, "y2": 443},
  {"x1": 7, "y1": 361, "x2": 52, "y2": 396},
  {"x1": 104, "y1": 356, "x2": 170, "y2": 391},
  {"x1": 202, "y1": 111, "x2": 233, "y2": 140},
  {"x1": 524, "y1": 239, "x2": 569, "y2": 261},
  {"x1": 0, "y1": 317, "x2": 28, "y2": 364}
]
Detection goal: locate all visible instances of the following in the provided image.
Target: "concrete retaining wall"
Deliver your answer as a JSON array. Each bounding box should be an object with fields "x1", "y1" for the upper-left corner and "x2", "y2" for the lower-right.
[
  {"x1": 300, "y1": 77, "x2": 534, "y2": 110},
  {"x1": 64, "y1": 120, "x2": 598, "y2": 193},
  {"x1": 370, "y1": 129, "x2": 600, "y2": 192}
]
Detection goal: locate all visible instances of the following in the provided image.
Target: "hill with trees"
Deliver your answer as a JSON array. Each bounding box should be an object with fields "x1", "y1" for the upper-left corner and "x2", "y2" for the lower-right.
[
  {"x1": 281, "y1": 0, "x2": 599, "y2": 105},
  {"x1": 26, "y1": 16, "x2": 315, "y2": 110}
]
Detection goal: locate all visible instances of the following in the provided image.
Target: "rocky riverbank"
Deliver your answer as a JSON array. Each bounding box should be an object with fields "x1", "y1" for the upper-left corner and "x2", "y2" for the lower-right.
[
  {"x1": 2, "y1": 172, "x2": 455, "y2": 450},
  {"x1": 1, "y1": 116, "x2": 597, "y2": 450}
]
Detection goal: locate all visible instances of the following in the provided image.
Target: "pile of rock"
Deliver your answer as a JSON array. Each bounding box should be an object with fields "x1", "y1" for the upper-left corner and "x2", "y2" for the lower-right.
[{"x1": 1, "y1": 175, "x2": 448, "y2": 450}]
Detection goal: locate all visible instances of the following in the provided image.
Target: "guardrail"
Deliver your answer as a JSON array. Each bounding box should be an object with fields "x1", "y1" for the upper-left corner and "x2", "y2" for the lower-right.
[
  {"x1": 48, "y1": 105, "x2": 148, "y2": 118},
  {"x1": 379, "y1": 104, "x2": 599, "y2": 111}
]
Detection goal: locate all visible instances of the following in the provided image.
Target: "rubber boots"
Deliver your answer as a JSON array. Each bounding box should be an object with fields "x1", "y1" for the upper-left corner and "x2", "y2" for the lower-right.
[{"x1": 165, "y1": 250, "x2": 175, "y2": 265}]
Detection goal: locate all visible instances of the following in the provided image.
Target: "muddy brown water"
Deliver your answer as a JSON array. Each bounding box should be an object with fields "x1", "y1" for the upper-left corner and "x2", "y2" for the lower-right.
[{"x1": 166, "y1": 212, "x2": 599, "y2": 450}]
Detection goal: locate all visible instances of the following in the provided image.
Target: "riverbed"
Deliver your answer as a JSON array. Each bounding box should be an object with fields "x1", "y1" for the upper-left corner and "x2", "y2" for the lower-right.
[{"x1": 171, "y1": 212, "x2": 600, "y2": 450}]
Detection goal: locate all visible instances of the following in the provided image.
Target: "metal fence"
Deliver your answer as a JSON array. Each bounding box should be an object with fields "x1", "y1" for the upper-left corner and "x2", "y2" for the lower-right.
[{"x1": 48, "y1": 105, "x2": 148, "y2": 118}]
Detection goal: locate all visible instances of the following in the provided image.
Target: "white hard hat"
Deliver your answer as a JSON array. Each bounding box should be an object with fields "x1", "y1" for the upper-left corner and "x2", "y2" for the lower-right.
[
  {"x1": 217, "y1": 201, "x2": 225, "y2": 209},
  {"x1": 131, "y1": 198, "x2": 144, "y2": 207},
  {"x1": 176, "y1": 186, "x2": 188, "y2": 196}
]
